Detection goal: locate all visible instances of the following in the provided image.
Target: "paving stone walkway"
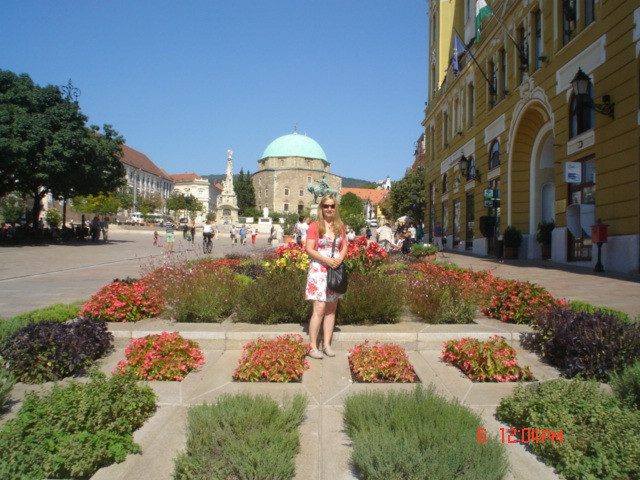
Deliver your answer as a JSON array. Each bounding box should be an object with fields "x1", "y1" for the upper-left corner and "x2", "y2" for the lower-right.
[{"x1": 2, "y1": 229, "x2": 639, "y2": 479}]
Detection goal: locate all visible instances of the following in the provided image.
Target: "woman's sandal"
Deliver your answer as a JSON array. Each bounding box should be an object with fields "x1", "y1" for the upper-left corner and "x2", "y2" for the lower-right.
[
  {"x1": 322, "y1": 345, "x2": 335, "y2": 357},
  {"x1": 308, "y1": 348, "x2": 324, "y2": 359}
]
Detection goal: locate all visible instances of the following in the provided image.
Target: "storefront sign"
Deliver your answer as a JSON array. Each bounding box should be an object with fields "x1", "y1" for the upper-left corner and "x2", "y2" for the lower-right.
[{"x1": 564, "y1": 162, "x2": 582, "y2": 183}]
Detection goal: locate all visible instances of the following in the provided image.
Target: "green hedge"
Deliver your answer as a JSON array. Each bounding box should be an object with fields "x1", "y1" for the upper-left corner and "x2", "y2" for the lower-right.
[
  {"x1": 344, "y1": 386, "x2": 508, "y2": 480},
  {"x1": 174, "y1": 393, "x2": 307, "y2": 480}
]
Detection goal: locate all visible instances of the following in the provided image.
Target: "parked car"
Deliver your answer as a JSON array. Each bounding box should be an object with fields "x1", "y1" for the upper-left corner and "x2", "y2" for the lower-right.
[
  {"x1": 179, "y1": 218, "x2": 189, "y2": 224},
  {"x1": 367, "y1": 220, "x2": 379, "y2": 228}
]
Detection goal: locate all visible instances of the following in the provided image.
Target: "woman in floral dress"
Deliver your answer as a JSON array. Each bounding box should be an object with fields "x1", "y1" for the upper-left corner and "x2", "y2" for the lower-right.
[{"x1": 305, "y1": 194, "x2": 347, "y2": 359}]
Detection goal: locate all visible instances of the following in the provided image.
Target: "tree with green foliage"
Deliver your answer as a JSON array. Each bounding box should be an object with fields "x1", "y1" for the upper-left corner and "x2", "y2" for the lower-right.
[
  {"x1": 138, "y1": 192, "x2": 163, "y2": 220},
  {"x1": 72, "y1": 193, "x2": 121, "y2": 217},
  {"x1": 339, "y1": 192, "x2": 366, "y2": 233},
  {"x1": 165, "y1": 191, "x2": 187, "y2": 217},
  {"x1": 234, "y1": 169, "x2": 256, "y2": 216},
  {"x1": 390, "y1": 168, "x2": 425, "y2": 222},
  {"x1": 185, "y1": 194, "x2": 204, "y2": 220},
  {"x1": 339, "y1": 192, "x2": 364, "y2": 217},
  {"x1": 0, "y1": 70, "x2": 126, "y2": 226},
  {"x1": 0, "y1": 193, "x2": 26, "y2": 224},
  {"x1": 44, "y1": 208, "x2": 62, "y2": 228}
]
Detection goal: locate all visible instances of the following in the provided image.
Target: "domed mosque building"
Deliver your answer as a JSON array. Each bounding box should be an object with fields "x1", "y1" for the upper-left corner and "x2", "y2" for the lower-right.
[{"x1": 252, "y1": 131, "x2": 342, "y2": 215}]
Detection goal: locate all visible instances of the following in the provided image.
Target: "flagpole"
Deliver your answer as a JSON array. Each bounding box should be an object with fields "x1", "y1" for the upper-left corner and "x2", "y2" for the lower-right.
[
  {"x1": 453, "y1": 28, "x2": 496, "y2": 96},
  {"x1": 484, "y1": 0, "x2": 528, "y2": 66}
]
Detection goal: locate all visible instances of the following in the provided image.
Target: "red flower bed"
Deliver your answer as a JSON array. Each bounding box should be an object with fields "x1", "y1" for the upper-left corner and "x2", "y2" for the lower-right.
[
  {"x1": 441, "y1": 335, "x2": 534, "y2": 382},
  {"x1": 114, "y1": 331, "x2": 205, "y2": 381},
  {"x1": 482, "y1": 279, "x2": 567, "y2": 324},
  {"x1": 344, "y1": 236, "x2": 387, "y2": 272},
  {"x1": 233, "y1": 334, "x2": 310, "y2": 382},
  {"x1": 80, "y1": 279, "x2": 163, "y2": 322},
  {"x1": 348, "y1": 341, "x2": 417, "y2": 383}
]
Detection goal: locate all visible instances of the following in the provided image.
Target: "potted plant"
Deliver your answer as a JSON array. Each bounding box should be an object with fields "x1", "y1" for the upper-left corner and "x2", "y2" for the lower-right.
[
  {"x1": 536, "y1": 220, "x2": 555, "y2": 259},
  {"x1": 503, "y1": 226, "x2": 522, "y2": 259},
  {"x1": 409, "y1": 243, "x2": 439, "y2": 261}
]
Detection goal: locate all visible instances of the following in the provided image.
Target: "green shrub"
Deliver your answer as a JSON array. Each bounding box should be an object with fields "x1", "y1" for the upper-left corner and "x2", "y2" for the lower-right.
[
  {"x1": 497, "y1": 379, "x2": 640, "y2": 480},
  {"x1": 165, "y1": 264, "x2": 240, "y2": 322},
  {"x1": 0, "y1": 371, "x2": 156, "y2": 479},
  {"x1": 174, "y1": 393, "x2": 307, "y2": 480},
  {"x1": 344, "y1": 386, "x2": 508, "y2": 480},
  {"x1": 235, "y1": 270, "x2": 310, "y2": 324},
  {"x1": 0, "y1": 303, "x2": 80, "y2": 346},
  {"x1": 0, "y1": 366, "x2": 15, "y2": 411},
  {"x1": 337, "y1": 272, "x2": 402, "y2": 325},
  {"x1": 611, "y1": 360, "x2": 640, "y2": 409},
  {"x1": 568, "y1": 300, "x2": 633, "y2": 323},
  {"x1": 409, "y1": 281, "x2": 478, "y2": 324}
]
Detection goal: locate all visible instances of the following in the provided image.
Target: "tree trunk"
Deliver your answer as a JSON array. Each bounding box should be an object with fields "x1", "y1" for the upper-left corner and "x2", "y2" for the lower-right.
[{"x1": 31, "y1": 189, "x2": 46, "y2": 228}]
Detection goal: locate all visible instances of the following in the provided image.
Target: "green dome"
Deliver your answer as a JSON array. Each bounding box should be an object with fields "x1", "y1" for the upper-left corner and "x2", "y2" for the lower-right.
[{"x1": 261, "y1": 132, "x2": 327, "y2": 161}]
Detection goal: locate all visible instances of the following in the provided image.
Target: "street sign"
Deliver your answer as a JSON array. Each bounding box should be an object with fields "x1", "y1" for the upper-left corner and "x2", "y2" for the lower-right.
[
  {"x1": 484, "y1": 200, "x2": 494, "y2": 208},
  {"x1": 483, "y1": 189, "x2": 493, "y2": 199},
  {"x1": 564, "y1": 162, "x2": 582, "y2": 183}
]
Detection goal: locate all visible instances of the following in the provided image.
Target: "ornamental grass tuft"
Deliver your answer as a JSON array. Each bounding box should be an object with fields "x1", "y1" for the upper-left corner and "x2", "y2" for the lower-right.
[
  {"x1": 337, "y1": 272, "x2": 402, "y2": 324},
  {"x1": 174, "y1": 393, "x2": 307, "y2": 480},
  {"x1": 114, "y1": 331, "x2": 205, "y2": 381},
  {"x1": 234, "y1": 334, "x2": 310, "y2": 382},
  {"x1": 344, "y1": 386, "x2": 508, "y2": 480},
  {"x1": 348, "y1": 341, "x2": 417, "y2": 383},
  {"x1": 235, "y1": 269, "x2": 310, "y2": 324}
]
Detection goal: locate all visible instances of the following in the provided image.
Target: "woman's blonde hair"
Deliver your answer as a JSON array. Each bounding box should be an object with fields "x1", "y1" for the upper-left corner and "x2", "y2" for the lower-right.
[{"x1": 317, "y1": 194, "x2": 344, "y2": 237}]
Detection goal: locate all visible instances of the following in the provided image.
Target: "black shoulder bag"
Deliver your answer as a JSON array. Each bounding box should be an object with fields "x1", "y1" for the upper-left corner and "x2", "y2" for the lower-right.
[{"x1": 326, "y1": 236, "x2": 348, "y2": 294}]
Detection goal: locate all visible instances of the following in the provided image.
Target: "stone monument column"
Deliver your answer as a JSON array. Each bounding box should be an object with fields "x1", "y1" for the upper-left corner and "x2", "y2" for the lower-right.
[{"x1": 215, "y1": 149, "x2": 239, "y2": 224}]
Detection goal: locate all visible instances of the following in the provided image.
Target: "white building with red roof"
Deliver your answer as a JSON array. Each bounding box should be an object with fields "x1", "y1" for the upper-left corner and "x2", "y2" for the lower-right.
[{"x1": 169, "y1": 173, "x2": 219, "y2": 222}]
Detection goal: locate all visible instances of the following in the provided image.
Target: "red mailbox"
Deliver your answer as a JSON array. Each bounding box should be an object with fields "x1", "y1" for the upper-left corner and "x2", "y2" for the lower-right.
[{"x1": 591, "y1": 222, "x2": 608, "y2": 243}]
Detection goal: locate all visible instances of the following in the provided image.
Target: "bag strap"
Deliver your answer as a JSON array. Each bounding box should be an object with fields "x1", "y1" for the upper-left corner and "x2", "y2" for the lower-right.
[{"x1": 330, "y1": 237, "x2": 337, "y2": 258}]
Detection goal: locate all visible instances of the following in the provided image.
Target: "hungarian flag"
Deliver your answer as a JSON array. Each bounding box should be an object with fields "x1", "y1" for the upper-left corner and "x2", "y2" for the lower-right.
[{"x1": 475, "y1": 0, "x2": 491, "y2": 40}]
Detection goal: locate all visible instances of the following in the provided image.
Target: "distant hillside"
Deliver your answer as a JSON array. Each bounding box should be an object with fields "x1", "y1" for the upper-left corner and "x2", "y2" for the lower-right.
[
  {"x1": 203, "y1": 174, "x2": 377, "y2": 189},
  {"x1": 341, "y1": 177, "x2": 377, "y2": 188}
]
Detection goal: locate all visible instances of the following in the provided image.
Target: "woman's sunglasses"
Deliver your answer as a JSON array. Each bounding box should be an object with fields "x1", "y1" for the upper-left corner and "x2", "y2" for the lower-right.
[{"x1": 322, "y1": 204, "x2": 336, "y2": 209}]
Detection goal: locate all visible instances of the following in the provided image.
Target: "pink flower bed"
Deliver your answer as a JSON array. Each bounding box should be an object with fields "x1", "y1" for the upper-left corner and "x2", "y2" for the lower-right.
[
  {"x1": 348, "y1": 341, "x2": 417, "y2": 383},
  {"x1": 114, "y1": 331, "x2": 204, "y2": 381},
  {"x1": 233, "y1": 334, "x2": 310, "y2": 382},
  {"x1": 441, "y1": 335, "x2": 534, "y2": 382}
]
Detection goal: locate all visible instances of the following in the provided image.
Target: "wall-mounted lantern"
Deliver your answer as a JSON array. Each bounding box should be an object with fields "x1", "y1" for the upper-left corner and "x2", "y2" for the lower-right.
[{"x1": 570, "y1": 68, "x2": 615, "y2": 119}]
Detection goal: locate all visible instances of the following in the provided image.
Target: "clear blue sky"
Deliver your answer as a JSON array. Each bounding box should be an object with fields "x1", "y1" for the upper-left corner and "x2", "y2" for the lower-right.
[{"x1": 1, "y1": 1, "x2": 428, "y2": 182}]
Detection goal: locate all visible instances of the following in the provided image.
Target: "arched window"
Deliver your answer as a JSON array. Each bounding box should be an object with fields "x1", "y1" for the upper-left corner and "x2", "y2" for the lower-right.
[
  {"x1": 442, "y1": 173, "x2": 448, "y2": 194},
  {"x1": 467, "y1": 156, "x2": 477, "y2": 181},
  {"x1": 569, "y1": 86, "x2": 595, "y2": 138},
  {"x1": 489, "y1": 140, "x2": 500, "y2": 169}
]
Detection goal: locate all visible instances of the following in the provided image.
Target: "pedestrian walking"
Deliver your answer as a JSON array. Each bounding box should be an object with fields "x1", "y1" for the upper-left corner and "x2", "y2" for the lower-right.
[
  {"x1": 240, "y1": 225, "x2": 247, "y2": 245},
  {"x1": 251, "y1": 227, "x2": 258, "y2": 246},
  {"x1": 433, "y1": 222, "x2": 444, "y2": 250},
  {"x1": 165, "y1": 218, "x2": 175, "y2": 253},
  {"x1": 153, "y1": 230, "x2": 159, "y2": 247}
]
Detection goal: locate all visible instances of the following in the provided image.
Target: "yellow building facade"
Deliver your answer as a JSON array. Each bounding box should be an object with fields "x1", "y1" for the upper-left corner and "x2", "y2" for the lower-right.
[{"x1": 423, "y1": 0, "x2": 640, "y2": 274}]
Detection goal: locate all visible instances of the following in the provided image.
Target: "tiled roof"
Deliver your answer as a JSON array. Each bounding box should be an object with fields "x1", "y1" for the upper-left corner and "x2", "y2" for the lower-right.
[
  {"x1": 170, "y1": 173, "x2": 204, "y2": 182},
  {"x1": 214, "y1": 183, "x2": 224, "y2": 191},
  {"x1": 341, "y1": 188, "x2": 389, "y2": 205},
  {"x1": 120, "y1": 144, "x2": 172, "y2": 181}
]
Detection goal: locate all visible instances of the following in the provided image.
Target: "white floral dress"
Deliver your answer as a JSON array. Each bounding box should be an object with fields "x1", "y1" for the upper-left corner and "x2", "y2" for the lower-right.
[{"x1": 305, "y1": 232, "x2": 344, "y2": 302}]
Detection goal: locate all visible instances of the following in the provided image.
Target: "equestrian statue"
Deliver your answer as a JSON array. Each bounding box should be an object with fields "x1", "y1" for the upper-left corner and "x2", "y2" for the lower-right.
[{"x1": 307, "y1": 175, "x2": 338, "y2": 203}]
